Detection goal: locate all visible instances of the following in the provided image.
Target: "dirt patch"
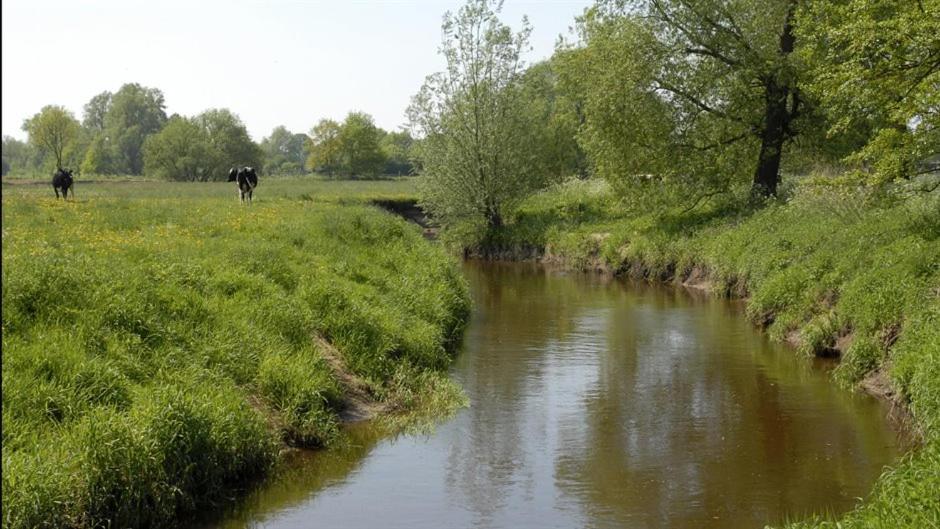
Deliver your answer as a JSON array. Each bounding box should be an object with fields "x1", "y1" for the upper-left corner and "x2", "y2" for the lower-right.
[
  {"x1": 314, "y1": 335, "x2": 390, "y2": 423},
  {"x1": 682, "y1": 266, "x2": 715, "y2": 291},
  {"x1": 861, "y1": 366, "x2": 921, "y2": 442}
]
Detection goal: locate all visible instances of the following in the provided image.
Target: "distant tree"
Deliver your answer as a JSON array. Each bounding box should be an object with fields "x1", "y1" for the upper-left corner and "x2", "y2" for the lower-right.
[
  {"x1": 1, "y1": 136, "x2": 34, "y2": 176},
  {"x1": 104, "y1": 83, "x2": 168, "y2": 174},
  {"x1": 143, "y1": 116, "x2": 212, "y2": 181},
  {"x1": 196, "y1": 108, "x2": 263, "y2": 179},
  {"x1": 22, "y1": 105, "x2": 80, "y2": 170},
  {"x1": 408, "y1": 0, "x2": 548, "y2": 232},
  {"x1": 82, "y1": 91, "x2": 112, "y2": 131},
  {"x1": 381, "y1": 130, "x2": 416, "y2": 175},
  {"x1": 798, "y1": 0, "x2": 940, "y2": 188},
  {"x1": 306, "y1": 118, "x2": 343, "y2": 176},
  {"x1": 261, "y1": 125, "x2": 307, "y2": 175},
  {"x1": 337, "y1": 112, "x2": 387, "y2": 177}
]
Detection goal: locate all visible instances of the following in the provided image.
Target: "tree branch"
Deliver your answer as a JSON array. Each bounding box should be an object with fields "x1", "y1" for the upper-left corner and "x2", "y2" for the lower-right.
[{"x1": 653, "y1": 79, "x2": 745, "y2": 123}]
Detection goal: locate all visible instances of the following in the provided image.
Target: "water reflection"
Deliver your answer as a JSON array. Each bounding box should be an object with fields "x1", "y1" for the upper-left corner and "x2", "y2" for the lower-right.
[{"x1": 205, "y1": 261, "x2": 902, "y2": 529}]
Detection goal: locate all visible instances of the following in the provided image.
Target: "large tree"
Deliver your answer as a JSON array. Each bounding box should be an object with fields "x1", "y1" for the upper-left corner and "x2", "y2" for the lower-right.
[
  {"x1": 143, "y1": 116, "x2": 212, "y2": 181},
  {"x1": 306, "y1": 119, "x2": 343, "y2": 176},
  {"x1": 337, "y1": 112, "x2": 387, "y2": 178},
  {"x1": 196, "y1": 108, "x2": 263, "y2": 179},
  {"x1": 22, "y1": 105, "x2": 80, "y2": 170},
  {"x1": 797, "y1": 0, "x2": 940, "y2": 188},
  {"x1": 408, "y1": 0, "x2": 549, "y2": 232},
  {"x1": 103, "y1": 83, "x2": 168, "y2": 174},
  {"x1": 567, "y1": 0, "x2": 803, "y2": 207}
]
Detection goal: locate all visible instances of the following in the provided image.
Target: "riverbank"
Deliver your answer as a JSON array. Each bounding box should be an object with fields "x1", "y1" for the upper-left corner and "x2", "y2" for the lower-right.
[
  {"x1": 1, "y1": 180, "x2": 470, "y2": 528},
  {"x1": 465, "y1": 179, "x2": 939, "y2": 528}
]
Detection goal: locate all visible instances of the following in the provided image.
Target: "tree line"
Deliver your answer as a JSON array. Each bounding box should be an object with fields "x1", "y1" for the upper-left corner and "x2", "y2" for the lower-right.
[
  {"x1": 2, "y1": 83, "x2": 418, "y2": 180},
  {"x1": 409, "y1": 0, "x2": 939, "y2": 235}
]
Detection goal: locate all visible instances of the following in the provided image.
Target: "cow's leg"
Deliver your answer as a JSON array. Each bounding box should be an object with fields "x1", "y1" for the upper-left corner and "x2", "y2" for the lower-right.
[{"x1": 54, "y1": 187, "x2": 60, "y2": 199}]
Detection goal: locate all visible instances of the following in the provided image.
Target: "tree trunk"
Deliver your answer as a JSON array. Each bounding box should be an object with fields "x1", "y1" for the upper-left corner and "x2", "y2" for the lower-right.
[
  {"x1": 751, "y1": 0, "x2": 798, "y2": 198},
  {"x1": 485, "y1": 202, "x2": 502, "y2": 232},
  {"x1": 752, "y1": 83, "x2": 789, "y2": 197}
]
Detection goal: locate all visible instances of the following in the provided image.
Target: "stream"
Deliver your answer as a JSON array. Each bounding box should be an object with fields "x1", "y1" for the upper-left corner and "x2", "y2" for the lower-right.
[{"x1": 204, "y1": 260, "x2": 904, "y2": 528}]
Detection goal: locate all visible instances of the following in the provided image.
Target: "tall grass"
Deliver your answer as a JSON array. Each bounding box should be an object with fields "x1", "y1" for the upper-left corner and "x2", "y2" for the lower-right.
[
  {"x1": 484, "y1": 178, "x2": 940, "y2": 528},
  {"x1": 1, "y1": 178, "x2": 469, "y2": 528}
]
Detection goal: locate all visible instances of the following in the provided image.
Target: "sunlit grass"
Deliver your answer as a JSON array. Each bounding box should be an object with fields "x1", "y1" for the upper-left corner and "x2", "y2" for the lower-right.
[{"x1": 1, "y1": 178, "x2": 469, "y2": 528}]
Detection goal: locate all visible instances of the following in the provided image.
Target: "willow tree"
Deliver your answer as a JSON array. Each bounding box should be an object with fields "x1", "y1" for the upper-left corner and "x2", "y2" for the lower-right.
[
  {"x1": 567, "y1": 0, "x2": 803, "y2": 207},
  {"x1": 408, "y1": 0, "x2": 549, "y2": 233}
]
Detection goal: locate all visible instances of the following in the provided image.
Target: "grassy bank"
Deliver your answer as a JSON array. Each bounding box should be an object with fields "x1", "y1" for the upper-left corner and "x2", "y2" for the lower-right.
[
  {"x1": 1, "y1": 178, "x2": 469, "y2": 528},
  {"x1": 476, "y1": 179, "x2": 940, "y2": 528}
]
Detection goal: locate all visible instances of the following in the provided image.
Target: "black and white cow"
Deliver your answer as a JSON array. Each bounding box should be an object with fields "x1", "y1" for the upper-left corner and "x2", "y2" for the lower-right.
[
  {"x1": 228, "y1": 166, "x2": 258, "y2": 204},
  {"x1": 52, "y1": 168, "x2": 74, "y2": 200}
]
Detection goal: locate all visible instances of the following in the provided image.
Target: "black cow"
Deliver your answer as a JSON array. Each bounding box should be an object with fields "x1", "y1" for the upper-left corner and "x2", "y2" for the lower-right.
[
  {"x1": 52, "y1": 168, "x2": 74, "y2": 200},
  {"x1": 228, "y1": 166, "x2": 258, "y2": 204}
]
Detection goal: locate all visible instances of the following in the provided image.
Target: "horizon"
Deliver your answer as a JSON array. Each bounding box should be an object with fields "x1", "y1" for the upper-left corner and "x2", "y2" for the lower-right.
[{"x1": 1, "y1": 0, "x2": 592, "y2": 142}]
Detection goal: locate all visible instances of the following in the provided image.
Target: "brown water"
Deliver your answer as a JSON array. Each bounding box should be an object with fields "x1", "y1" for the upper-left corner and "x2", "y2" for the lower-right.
[{"x1": 206, "y1": 261, "x2": 903, "y2": 529}]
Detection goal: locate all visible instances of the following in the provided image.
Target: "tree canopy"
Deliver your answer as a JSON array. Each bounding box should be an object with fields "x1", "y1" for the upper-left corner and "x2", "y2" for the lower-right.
[
  {"x1": 22, "y1": 105, "x2": 80, "y2": 171},
  {"x1": 261, "y1": 126, "x2": 307, "y2": 175},
  {"x1": 797, "y1": 0, "x2": 940, "y2": 188}
]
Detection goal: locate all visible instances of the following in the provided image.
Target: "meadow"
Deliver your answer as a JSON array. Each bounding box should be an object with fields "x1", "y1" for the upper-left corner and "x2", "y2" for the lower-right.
[
  {"x1": 1, "y1": 176, "x2": 469, "y2": 528},
  {"x1": 477, "y1": 178, "x2": 940, "y2": 528}
]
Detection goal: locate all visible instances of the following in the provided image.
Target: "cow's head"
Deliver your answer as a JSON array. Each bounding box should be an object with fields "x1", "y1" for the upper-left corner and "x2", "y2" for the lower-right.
[{"x1": 228, "y1": 167, "x2": 238, "y2": 182}]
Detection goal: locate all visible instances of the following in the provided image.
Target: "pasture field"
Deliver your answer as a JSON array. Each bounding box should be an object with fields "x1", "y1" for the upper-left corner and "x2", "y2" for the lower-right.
[
  {"x1": 479, "y1": 179, "x2": 940, "y2": 528},
  {"x1": 1, "y1": 177, "x2": 469, "y2": 528}
]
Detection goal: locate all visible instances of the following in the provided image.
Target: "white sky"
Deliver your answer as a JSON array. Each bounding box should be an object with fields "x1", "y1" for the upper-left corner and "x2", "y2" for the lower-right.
[{"x1": 2, "y1": 0, "x2": 592, "y2": 142}]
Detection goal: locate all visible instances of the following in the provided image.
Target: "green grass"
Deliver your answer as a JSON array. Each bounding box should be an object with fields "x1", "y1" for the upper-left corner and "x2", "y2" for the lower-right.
[
  {"x1": 482, "y1": 178, "x2": 940, "y2": 528},
  {"x1": 1, "y1": 177, "x2": 469, "y2": 528}
]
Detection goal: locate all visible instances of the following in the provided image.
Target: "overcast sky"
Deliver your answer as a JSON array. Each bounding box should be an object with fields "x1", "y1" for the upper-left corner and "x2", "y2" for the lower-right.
[{"x1": 2, "y1": 0, "x2": 592, "y2": 142}]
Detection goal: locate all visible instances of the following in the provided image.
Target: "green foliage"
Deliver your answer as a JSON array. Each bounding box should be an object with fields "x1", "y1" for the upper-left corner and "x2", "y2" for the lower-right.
[
  {"x1": 306, "y1": 118, "x2": 343, "y2": 176},
  {"x1": 519, "y1": 60, "x2": 587, "y2": 180},
  {"x1": 196, "y1": 108, "x2": 263, "y2": 178},
  {"x1": 1, "y1": 136, "x2": 33, "y2": 176},
  {"x1": 143, "y1": 116, "x2": 213, "y2": 180},
  {"x1": 336, "y1": 111, "x2": 387, "y2": 178},
  {"x1": 21, "y1": 105, "x2": 81, "y2": 170},
  {"x1": 797, "y1": 0, "x2": 940, "y2": 188},
  {"x1": 141, "y1": 109, "x2": 261, "y2": 181},
  {"x1": 380, "y1": 129, "x2": 416, "y2": 176},
  {"x1": 260, "y1": 125, "x2": 307, "y2": 175},
  {"x1": 81, "y1": 91, "x2": 111, "y2": 132},
  {"x1": 80, "y1": 133, "x2": 111, "y2": 175},
  {"x1": 1, "y1": 181, "x2": 470, "y2": 527},
  {"x1": 563, "y1": 0, "x2": 805, "y2": 206},
  {"x1": 408, "y1": 0, "x2": 555, "y2": 234},
  {"x1": 101, "y1": 83, "x2": 168, "y2": 175}
]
